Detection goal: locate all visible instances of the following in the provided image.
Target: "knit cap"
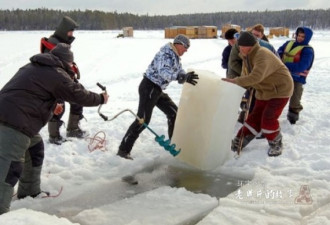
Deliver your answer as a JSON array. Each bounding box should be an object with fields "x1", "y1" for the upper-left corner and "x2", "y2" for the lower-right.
[
  {"x1": 50, "y1": 43, "x2": 74, "y2": 63},
  {"x1": 173, "y1": 34, "x2": 190, "y2": 49},
  {"x1": 237, "y1": 31, "x2": 257, "y2": 46}
]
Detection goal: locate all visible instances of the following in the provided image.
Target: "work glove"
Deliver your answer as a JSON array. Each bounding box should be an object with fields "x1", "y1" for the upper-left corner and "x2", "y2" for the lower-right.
[
  {"x1": 72, "y1": 62, "x2": 80, "y2": 79},
  {"x1": 53, "y1": 103, "x2": 64, "y2": 116},
  {"x1": 186, "y1": 71, "x2": 199, "y2": 85},
  {"x1": 177, "y1": 71, "x2": 199, "y2": 85}
]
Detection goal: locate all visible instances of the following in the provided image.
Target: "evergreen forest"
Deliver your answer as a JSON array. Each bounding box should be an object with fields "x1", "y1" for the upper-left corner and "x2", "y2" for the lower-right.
[{"x1": 0, "y1": 8, "x2": 329, "y2": 30}]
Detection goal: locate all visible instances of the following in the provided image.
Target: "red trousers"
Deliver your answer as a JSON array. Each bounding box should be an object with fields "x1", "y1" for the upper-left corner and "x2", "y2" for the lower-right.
[{"x1": 237, "y1": 98, "x2": 289, "y2": 141}]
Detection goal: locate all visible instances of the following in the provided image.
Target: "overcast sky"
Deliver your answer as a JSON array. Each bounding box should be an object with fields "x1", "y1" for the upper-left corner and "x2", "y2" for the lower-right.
[{"x1": 1, "y1": 0, "x2": 329, "y2": 15}]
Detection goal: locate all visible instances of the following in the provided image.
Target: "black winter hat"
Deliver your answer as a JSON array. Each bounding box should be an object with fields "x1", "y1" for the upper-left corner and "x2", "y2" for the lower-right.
[
  {"x1": 237, "y1": 31, "x2": 257, "y2": 46},
  {"x1": 50, "y1": 43, "x2": 74, "y2": 63},
  {"x1": 224, "y1": 28, "x2": 238, "y2": 40}
]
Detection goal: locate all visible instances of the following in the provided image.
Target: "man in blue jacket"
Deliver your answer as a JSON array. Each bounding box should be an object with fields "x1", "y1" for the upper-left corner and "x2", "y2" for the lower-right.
[
  {"x1": 221, "y1": 28, "x2": 238, "y2": 77},
  {"x1": 278, "y1": 27, "x2": 314, "y2": 124}
]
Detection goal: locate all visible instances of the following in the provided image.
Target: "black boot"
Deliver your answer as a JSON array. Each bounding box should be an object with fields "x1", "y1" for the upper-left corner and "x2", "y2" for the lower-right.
[
  {"x1": 66, "y1": 114, "x2": 87, "y2": 138},
  {"x1": 231, "y1": 135, "x2": 255, "y2": 152},
  {"x1": 48, "y1": 119, "x2": 65, "y2": 145},
  {"x1": 117, "y1": 149, "x2": 133, "y2": 160},
  {"x1": 268, "y1": 133, "x2": 283, "y2": 157},
  {"x1": 287, "y1": 110, "x2": 299, "y2": 125}
]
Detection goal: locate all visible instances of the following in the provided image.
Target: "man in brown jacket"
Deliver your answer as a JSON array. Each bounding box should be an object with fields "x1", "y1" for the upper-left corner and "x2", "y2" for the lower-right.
[{"x1": 222, "y1": 31, "x2": 293, "y2": 157}]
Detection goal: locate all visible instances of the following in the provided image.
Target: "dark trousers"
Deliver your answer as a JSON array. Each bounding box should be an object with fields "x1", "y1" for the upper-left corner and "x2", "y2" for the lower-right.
[
  {"x1": 51, "y1": 78, "x2": 83, "y2": 121},
  {"x1": 51, "y1": 100, "x2": 83, "y2": 121},
  {"x1": 289, "y1": 81, "x2": 304, "y2": 114},
  {"x1": 0, "y1": 126, "x2": 44, "y2": 214},
  {"x1": 119, "y1": 77, "x2": 178, "y2": 154}
]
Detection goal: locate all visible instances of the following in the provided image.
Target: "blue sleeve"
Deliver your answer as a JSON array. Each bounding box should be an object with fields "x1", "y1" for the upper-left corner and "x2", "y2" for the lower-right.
[
  {"x1": 270, "y1": 45, "x2": 279, "y2": 57},
  {"x1": 277, "y1": 41, "x2": 289, "y2": 58},
  {"x1": 285, "y1": 47, "x2": 314, "y2": 73}
]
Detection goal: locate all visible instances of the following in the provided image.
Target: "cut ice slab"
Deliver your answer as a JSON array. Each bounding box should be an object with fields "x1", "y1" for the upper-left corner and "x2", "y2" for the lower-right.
[
  {"x1": 73, "y1": 186, "x2": 218, "y2": 225},
  {"x1": 0, "y1": 208, "x2": 78, "y2": 225},
  {"x1": 172, "y1": 69, "x2": 245, "y2": 170}
]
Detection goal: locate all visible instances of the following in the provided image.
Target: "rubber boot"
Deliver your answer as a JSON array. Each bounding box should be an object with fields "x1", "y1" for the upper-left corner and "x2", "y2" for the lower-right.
[
  {"x1": 48, "y1": 119, "x2": 65, "y2": 145},
  {"x1": 0, "y1": 182, "x2": 13, "y2": 215},
  {"x1": 17, "y1": 165, "x2": 42, "y2": 199},
  {"x1": 117, "y1": 149, "x2": 133, "y2": 160},
  {"x1": 287, "y1": 110, "x2": 299, "y2": 125},
  {"x1": 66, "y1": 114, "x2": 86, "y2": 138}
]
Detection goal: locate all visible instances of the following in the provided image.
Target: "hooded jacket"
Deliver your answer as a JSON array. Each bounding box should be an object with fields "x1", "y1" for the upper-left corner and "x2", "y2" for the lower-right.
[
  {"x1": 40, "y1": 16, "x2": 78, "y2": 54},
  {"x1": 234, "y1": 43, "x2": 293, "y2": 100},
  {"x1": 0, "y1": 53, "x2": 103, "y2": 137},
  {"x1": 53, "y1": 16, "x2": 78, "y2": 44},
  {"x1": 277, "y1": 27, "x2": 314, "y2": 84},
  {"x1": 40, "y1": 16, "x2": 80, "y2": 78}
]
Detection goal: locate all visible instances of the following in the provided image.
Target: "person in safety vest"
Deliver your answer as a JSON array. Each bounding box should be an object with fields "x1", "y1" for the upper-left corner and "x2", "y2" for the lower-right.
[
  {"x1": 40, "y1": 16, "x2": 86, "y2": 144},
  {"x1": 277, "y1": 27, "x2": 314, "y2": 124}
]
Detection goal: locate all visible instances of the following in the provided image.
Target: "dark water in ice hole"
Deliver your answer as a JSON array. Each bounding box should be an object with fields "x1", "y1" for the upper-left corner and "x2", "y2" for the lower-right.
[
  {"x1": 128, "y1": 160, "x2": 250, "y2": 199},
  {"x1": 54, "y1": 159, "x2": 251, "y2": 224},
  {"x1": 120, "y1": 161, "x2": 251, "y2": 225}
]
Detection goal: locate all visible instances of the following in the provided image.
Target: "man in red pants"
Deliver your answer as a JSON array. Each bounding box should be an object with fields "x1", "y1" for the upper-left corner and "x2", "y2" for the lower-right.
[{"x1": 222, "y1": 31, "x2": 293, "y2": 156}]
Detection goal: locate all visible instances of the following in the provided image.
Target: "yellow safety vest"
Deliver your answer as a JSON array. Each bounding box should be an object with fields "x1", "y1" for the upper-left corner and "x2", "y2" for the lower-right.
[{"x1": 282, "y1": 40, "x2": 308, "y2": 63}]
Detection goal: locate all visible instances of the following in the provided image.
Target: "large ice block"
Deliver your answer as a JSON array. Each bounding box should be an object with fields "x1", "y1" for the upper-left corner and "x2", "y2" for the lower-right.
[{"x1": 171, "y1": 69, "x2": 245, "y2": 170}]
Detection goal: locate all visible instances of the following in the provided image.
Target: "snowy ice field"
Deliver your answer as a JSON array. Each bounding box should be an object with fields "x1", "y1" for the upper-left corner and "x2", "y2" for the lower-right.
[{"x1": 0, "y1": 29, "x2": 330, "y2": 224}]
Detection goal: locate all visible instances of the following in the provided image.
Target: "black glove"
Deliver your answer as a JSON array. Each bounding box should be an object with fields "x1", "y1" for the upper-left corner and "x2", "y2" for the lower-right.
[
  {"x1": 177, "y1": 71, "x2": 199, "y2": 85},
  {"x1": 186, "y1": 71, "x2": 199, "y2": 85}
]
